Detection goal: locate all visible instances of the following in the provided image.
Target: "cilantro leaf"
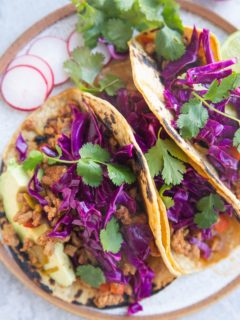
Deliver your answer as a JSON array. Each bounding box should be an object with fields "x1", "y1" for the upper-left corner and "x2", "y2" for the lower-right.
[
  {"x1": 159, "y1": 185, "x2": 174, "y2": 209},
  {"x1": 161, "y1": 149, "x2": 186, "y2": 185},
  {"x1": 99, "y1": 74, "x2": 125, "y2": 96},
  {"x1": 194, "y1": 194, "x2": 225, "y2": 229},
  {"x1": 145, "y1": 140, "x2": 163, "y2": 177},
  {"x1": 100, "y1": 217, "x2": 123, "y2": 253},
  {"x1": 162, "y1": 2, "x2": 183, "y2": 33},
  {"x1": 23, "y1": 150, "x2": 43, "y2": 171},
  {"x1": 76, "y1": 265, "x2": 105, "y2": 288},
  {"x1": 155, "y1": 26, "x2": 185, "y2": 61},
  {"x1": 161, "y1": 139, "x2": 188, "y2": 163},
  {"x1": 145, "y1": 136, "x2": 186, "y2": 185},
  {"x1": 177, "y1": 98, "x2": 209, "y2": 139},
  {"x1": 233, "y1": 128, "x2": 240, "y2": 152},
  {"x1": 80, "y1": 143, "x2": 110, "y2": 162},
  {"x1": 139, "y1": 0, "x2": 165, "y2": 21},
  {"x1": 114, "y1": 0, "x2": 134, "y2": 11},
  {"x1": 64, "y1": 47, "x2": 104, "y2": 85},
  {"x1": 77, "y1": 159, "x2": 103, "y2": 187},
  {"x1": 107, "y1": 163, "x2": 136, "y2": 186},
  {"x1": 102, "y1": 18, "x2": 133, "y2": 52},
  {"x1": 204, "y1": 73, "x2": 240, "y2": 103}
]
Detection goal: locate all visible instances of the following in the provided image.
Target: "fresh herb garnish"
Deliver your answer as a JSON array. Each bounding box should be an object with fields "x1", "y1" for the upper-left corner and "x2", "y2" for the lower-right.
[
  {"x1": 76, "y1": 265, "x2": 106, "y2": 288},
  {"x1": 73, "y1": 0, "x2": 184, "y2": 61},
  {"x1": 22, "y1": 150, "x2": 43, "y2": 171},
  {"x1": 159, "y1": 184, "x2": 174, "y2": 209},
  {"x1": 44, "y1": 143, "x2": 136, "y2": 187},
  {"x1": 233, "y1": 128, "x2": 240, "y2": 152},
  {"x1": 194, "y1": 193, "x2": 225, "y2": 229},
  {"x1": 155, "y1": 25, "x2": 185, "y2": 61},
  {"x1": 64, "y1": 48, "x2": 124, "y2": 95},
  {"x1": 204, "y1": 73, "x2": 240, "y2": 103},
  {"x1": 100, "y1": 217, "x2": 123, "y2": 253},
  {"x1": 145, "y1": 131, "x2": 187, "y2": 185},
  {"x1": 177, "y1": 98, "x2": 209, "y2": 139}
]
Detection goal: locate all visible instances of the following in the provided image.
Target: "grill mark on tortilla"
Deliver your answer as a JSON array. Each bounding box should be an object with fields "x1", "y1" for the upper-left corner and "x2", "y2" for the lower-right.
[{"x1": 74, "y1": 289, "x2": 83, "y2": 299}]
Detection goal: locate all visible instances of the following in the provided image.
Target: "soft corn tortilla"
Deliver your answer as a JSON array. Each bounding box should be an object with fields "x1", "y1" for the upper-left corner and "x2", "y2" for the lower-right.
[
  {"x1": 128, "y1": 27, "x2": 240, "y2": 272},
  {"x1": 0, "y1": 88, "x2": 175, "y2": 306}
]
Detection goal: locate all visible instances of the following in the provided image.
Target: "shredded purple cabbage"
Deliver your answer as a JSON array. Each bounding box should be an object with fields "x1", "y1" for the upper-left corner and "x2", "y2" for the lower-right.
[
  {"x1": 28, "y1": 166, "x2": 48, "y2": 206},
  {"x1": 16, "y1": 133, "x2": 28, "y2": 162}
]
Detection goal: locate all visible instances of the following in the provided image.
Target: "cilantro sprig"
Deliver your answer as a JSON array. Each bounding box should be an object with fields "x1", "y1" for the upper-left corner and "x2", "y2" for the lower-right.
[
  {"x1": 73, "y1": 0, "x2": 184, "y2": 61},
  {"x1": 177, "y1": 73, "x2": 240, "y2": 142},
  {"x1": 194, "y1": 193, "x2": 225, "y2": 229},
  {"x1": 64, "y1": 48, "x2": 124, "y2": 95},
  {"x1": 100, "y1": 217, "x2": 123, "y2": 253},
  {"x1": 76, "y1": 265, "x2": 105, "y2": 288},
  {"x1": 145, "y1": 130, "x2": 188, "y2": 185},
  {"x1": 24, "y1": 143, "x2": 136, "y2": 188}
]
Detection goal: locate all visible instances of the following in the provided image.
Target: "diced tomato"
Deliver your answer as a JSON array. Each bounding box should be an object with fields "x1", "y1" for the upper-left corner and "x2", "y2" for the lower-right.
[
  {"x1": 214, "y1": 215, "x2": 230, "y2": 234},
  {"x1": 99, "y1": 283, "x2": 111, "y2": 292},
  {"x1": 110, "y1": 283, "x2": 125, "y2": 295},
  {"x1": 24, "y1": 222, "x2": 34, "y2": 228},
  {"x1": 229, "y1": 147, "x2": 240, "y2": 160}
]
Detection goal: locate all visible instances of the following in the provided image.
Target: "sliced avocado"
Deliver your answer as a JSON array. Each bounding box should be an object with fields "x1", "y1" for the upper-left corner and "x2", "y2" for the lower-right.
[
  {"x1": 0, "y1": 160, "x2": 76, "y2": 287},
  {"x1": 0, "y1": 160, "x2": 48, "y2": 241},
  {"x1": 43, "y1": 242, "x2": 76, "y2": 287}
]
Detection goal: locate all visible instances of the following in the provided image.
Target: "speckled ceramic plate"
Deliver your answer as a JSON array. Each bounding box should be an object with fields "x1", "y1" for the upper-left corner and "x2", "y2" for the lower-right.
[{"x1": 0, "y1": 2, "x2": 239, "y2": 319}]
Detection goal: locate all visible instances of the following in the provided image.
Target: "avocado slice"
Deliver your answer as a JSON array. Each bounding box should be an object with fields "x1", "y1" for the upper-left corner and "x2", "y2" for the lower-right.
[{"x1": 0, "y1": 160, "x2": 76, "y2": 287}]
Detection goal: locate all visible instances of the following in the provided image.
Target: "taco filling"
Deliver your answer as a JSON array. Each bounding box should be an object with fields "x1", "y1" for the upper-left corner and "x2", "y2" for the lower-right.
[
  {"x1": 101, "y1": 88, "x2": 240, "y2": 269},
  {"x1": 130, "y1": 27, "x2": 240, "y2": 210},
  {"x1": 0, "y1": 90, "x2": 174, "y2": 313}
]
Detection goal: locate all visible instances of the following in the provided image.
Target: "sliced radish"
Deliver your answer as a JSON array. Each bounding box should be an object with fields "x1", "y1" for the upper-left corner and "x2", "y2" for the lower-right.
[
  {"x1": 28, "y1": 36, "x2": 69, "y2": 85},
  {"x1": 92, "y1": 43, "x2": 111, "y2": 65},
  {"x1": 1, "y1": 65, "x2": 48, "y2": 111},
  {"x1": 67, "y1": 30, "x2": 85, "y2": 54},
  {"x1": 8, "y1": 54, "x2": 54, "y2": 94}
]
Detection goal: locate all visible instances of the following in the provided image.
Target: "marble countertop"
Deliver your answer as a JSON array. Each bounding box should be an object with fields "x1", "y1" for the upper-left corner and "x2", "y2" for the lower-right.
[{"x1": 0, "y1": 1, "x2": 240, "y2": 319}]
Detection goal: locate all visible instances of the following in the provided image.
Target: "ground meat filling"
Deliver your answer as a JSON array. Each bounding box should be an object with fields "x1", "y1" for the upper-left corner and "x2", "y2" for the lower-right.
[{"x1": 171, "y1": 229, "x2": 200, "y2": 261}]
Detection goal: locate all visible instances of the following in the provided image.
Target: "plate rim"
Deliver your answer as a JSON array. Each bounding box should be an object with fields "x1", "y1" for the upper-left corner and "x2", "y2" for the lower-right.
[{"x1": 0, "y1": 2, "x2": 239, "y2": 319}]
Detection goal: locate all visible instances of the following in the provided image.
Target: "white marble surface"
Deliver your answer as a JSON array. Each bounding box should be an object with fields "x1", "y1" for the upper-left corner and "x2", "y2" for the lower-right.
[{"x1": 0, "y1": 1, "x2": 240, "y2": 319}]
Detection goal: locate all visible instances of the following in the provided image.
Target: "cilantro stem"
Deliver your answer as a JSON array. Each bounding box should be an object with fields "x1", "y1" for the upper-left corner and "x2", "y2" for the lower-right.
[
  {"x1": 45, "y1": 155, "x2": 78, "y2": 164},
  {"x1": 192, "y1": 91, "x2": 240, "y2": 126},
  {"x1": 101, "y1": 78, "x2": 120, "y2": 91}
]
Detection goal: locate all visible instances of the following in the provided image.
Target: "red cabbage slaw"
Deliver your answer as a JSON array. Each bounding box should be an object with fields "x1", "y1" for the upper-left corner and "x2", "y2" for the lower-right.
[{"x1": 162, "y1": 28, "x2": 239, "y2": 190}]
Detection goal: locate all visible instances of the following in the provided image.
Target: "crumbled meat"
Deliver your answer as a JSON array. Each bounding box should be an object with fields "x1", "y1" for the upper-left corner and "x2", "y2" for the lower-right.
[
  {"x1": 115, "y1": 206, "x2": 132, "y2": 225},
  {"x1": 71, "y1": 232, "x2": 82, "y2": 247},
  {"x1": 43, "y1": 190, "x2": 61, "y2": 221},
  {"x1": 132, "y1": 213, "x2": 147, "y2": 224},
  {"x1": 20, "y1": 238, "x2": 34, "y2": 252},
  {"x1": 1, "y1": 223, "x2": 19, "y2": 247},
  {"x1": 210, "y1": 236, "x2": 223, "y2": 252},
  {"x1": 43, "y1": 239, "x2": 56, "y2": 256},
  {"x1": 124, "y1": 284, "x2": 132, "y2": 296},
  {"x1": 64, "y1": 244, "x2": 78, "y2": 257},
  {"x1": 78, "y1": 248, "x2": 89, "y2": 265},
  {"x1": 14, "y1": 210, "x2": 32, "y2": 225},
  {"x1": 171, "y1": 228, "x2": 200, "y2": 261},
  {"x1": 233, "y1": 180, "x2": 240, "y2": 200},
  {"x1": 42, "y1": 165, "x2": 67, "y2": 187},
  {"x1": 93, "y1": 292, "x2": 124, "y2": 308},
  {"x1": 122, "y1": 261, "x2": 136, "y2": 276}
]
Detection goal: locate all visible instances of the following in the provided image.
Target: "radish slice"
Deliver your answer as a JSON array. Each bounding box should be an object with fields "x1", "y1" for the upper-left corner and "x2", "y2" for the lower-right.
[
  {"x1": 92, "y1": 43, "x2": 111, "y2": 65},
  {"x1": 28, "y1": 36, "x2": 69, "y2": 85},
  {"x1": 67, "y1": 30, "x2": 84, "y2": 54},
  {"x1": 8, "y1": 54, "x2": 54, "y2": 94},
  {"x1": 1, "y1": 65, "x2": 48, "y2": 111}
]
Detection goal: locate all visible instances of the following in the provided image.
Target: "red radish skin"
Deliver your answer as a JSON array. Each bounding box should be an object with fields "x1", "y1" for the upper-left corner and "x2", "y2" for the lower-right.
[
  {"x1": 28, "y1": 36, "x2": 70, "y2": 86},
  {"x1": 67, "y1": 30, "x2": 85, "y2": 55},
  {"x1": 92, "y1": 43, "x2": 111, "y2": 65},
  {"x1": 1, "y1": 65, "x2": 48, "y2": 111},
  {"x1": 8, "y1": 54, "x2": 54, "y2": 95}
]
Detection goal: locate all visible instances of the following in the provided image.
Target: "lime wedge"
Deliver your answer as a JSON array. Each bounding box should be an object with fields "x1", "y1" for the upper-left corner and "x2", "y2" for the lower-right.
[{"x1": 221, "y1": 30, "x2": 240, "y2": 72}]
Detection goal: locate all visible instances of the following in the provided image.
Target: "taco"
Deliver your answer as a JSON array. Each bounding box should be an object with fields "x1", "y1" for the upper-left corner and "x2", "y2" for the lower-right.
[
  {"x1": 128, "y1": 26, "x2": 240, "y2": 217},
  {"x1": 119, "y1": 26, "x2": 240, "y2": 272},
  {"x1": 84, "y1": 31, "x2": 240, "y2": 274},
  {"x1": 0, "y1": 88, "x2": 176, "y2": 313}
]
